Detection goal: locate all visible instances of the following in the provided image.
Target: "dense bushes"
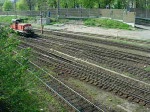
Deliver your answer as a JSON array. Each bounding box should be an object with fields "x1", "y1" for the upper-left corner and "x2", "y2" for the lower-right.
[
  {"x1": 0, "y1": 27, "x2": 68, "y2": 112},
  {"x1": 84, "y1": 18, "x2": 132, "y2": 30},
  {"x1": 0, "y1": 27, "x2": 41, "y2": 112}
]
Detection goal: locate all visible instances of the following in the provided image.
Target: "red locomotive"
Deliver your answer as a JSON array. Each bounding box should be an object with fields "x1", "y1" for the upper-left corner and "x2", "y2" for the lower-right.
[{"x1": 10, "y1": 19, "x2": 34, "y2": 36}]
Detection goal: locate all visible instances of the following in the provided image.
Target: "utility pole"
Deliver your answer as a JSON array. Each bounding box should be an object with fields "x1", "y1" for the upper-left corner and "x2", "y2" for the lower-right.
[
  {"x1": 74, "y1": 0, "x2": 76, "y2": 8},
  {"x1": 57, "y1": 0, "x2": 60, "y2": 21},
  {"x1": 40, "y1": 11, "x2": 43, "y2": 34},
  {"x1": 26, "y1": 0, "x2": 32, "y2": 11},
  {"x1": 14, "y1": 0, "x2": 17, "y2": 18}
]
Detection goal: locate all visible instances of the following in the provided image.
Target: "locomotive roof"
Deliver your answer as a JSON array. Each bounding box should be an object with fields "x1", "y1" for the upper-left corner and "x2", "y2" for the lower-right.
[
  {"x1": 12, "y1": 18, "x2": 26, "y2": 23},
  {"x1": 12, "y1": 19, "x2": 22, "y2": 22},
  {"x1": 12, "y1": 19, "x2": 20, "y2": 21}
]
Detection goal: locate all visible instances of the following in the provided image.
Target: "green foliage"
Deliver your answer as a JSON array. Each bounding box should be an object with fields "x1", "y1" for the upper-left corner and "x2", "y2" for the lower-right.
[
  {"x1": 0, "y1": 16, "x2": 16, "y2": 24},
  {"x1": 80, "y1": 0, "x2": 96, "y2": 8},
  {"x1": 0, "y1": 0, "x2": 149, "y2": 10},
  {"x1": 47, "y1": 0, "x2": 57, "y2": 8},
  {"x1": 16, "y1": 0, "x2": 29, "y2": 11},
  {"x1": 2, "y1": 0, "x2": 13, "y2": 11},
  {"x1": 0, "y1": 27, "x2": 68, "y2": 112},
  {"x1": 113, "y1": 0, "x2": 123, "y2": 9},
  {"x1": 0, "y1": 27, "x2": 41, "y2": 111},
  {"x1": 10, "y1": 0, "x2": 148, "y2": 10},
  {"x1": 145, "y1": 66, "x2": 150, "y2": 71},
  {"x1": 26, "y1": 0, "x2": 36, "y2": 10},
  {"x1": 35, "y1": 0, "x2": 48, "y2": 10},
  {"x1": 84, "y1": 18, "x2": 132, "y2": 30},
  {"x1": 0, "y1": 16, "x2": 36, "y2": 24}
]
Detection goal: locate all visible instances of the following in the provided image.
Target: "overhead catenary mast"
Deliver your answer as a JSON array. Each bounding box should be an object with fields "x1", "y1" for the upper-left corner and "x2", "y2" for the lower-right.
[
  {"x1": 57, "y1": 0, "x2": 60, "y2": 21},
  {"x1": 14, "y1": 0, "x2": 17, "y2": 18}
]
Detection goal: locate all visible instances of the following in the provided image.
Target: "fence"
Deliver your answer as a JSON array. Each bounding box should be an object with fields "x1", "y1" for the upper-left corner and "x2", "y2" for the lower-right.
[
  {"x1": 0, "y1": 8, "x2": 136, "y2": 24},
  {"x1": 129, "y1": 8, "x2": 150, "y2": 26},
  {"x1": 131, "y1": 8, "x2": 150, "y2": 19}
]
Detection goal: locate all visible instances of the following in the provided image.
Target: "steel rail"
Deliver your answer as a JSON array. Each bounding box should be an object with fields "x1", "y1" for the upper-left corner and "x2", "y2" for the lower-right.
[
  {"x1": 19, "y1": 45, "x2": 150, "y2": 104},
  {"x1": 14, "y1": 51, "x2": 105, "y2": 112}
]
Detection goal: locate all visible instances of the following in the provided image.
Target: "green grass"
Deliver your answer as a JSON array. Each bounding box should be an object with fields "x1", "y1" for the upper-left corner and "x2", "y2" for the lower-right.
[
  {"x1": 0, "y1": 16, "x2": 35, "y2": 24},
  {"x1": 26, "y1": 71, "x2": 68, "y2": 112},
  {"x1": 145, "y1": 66, "x2": 150, "y2": 71},
  {"x1": 67, "y1": 78, "x2": 150, "y2": 112},
  {"x1": 0, "y1": 16, "x2": 16, "y2": 24},
  {"x1": 84, "y1": 18, "x2": 132, "y2": 30}
]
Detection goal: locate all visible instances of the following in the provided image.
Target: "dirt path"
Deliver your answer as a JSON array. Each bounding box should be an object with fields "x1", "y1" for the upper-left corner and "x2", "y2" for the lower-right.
[{"x1": 33, "y1": 22, "x2": 150, "y2": 40}]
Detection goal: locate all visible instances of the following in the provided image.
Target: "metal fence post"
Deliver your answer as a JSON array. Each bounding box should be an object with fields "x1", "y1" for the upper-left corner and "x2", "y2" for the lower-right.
[
  {"x1": 81, "y1": 8, "x2": 82, "y2": 17},
  {"x1": 110, "y1": 9, "x2": 113, "y2": 19},
  {"x1": 67, "y1": 8, "x2": 68, "y2": 17},
  {"x1": 146, "y1": 9, "x2": 147, "y2": 18},
  {"x1": 78, "y1": 8, "x2": 80, "y2": 17},
  {"x1": 89, "y1": 8, "x2": 90, "y2": 18},
  {"x1": 122, "y1": 10, "x2": 124, "y2": 22}
]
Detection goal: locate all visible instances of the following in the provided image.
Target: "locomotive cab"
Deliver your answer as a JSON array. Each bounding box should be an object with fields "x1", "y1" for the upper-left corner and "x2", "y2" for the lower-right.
[{"x1": 10, "y1": 19, "x2": 21, "y2": 30}]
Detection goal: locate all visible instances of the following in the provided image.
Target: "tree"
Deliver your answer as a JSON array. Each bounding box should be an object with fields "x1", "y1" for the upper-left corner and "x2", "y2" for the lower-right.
[
  {"x1": 113, "y1": 0, "x2": 123, "y2": 9},
  {"x1": 78, "y1": 0, "x2": 90, "y2": 8},
  {"x1": 47, "y1": 0, "x2": 57, "y2": 8},
  {"x1": 2, "y1": 0, "x2": 13, "y2": 11},
  {"x1": 136, "y1": 0, "x2": 150, "y2": 9},
  {"x1": 95, "y1": 0, "x2": 102, "y2": 8},
  {"x1": 35, "y1": 0, "x2": 48, "y2": 10},
  {"x1": 16, "y1": 0, "x2": 29, "y2": 11},
  {"x1": 26, "y1": 0, "x2": 36, "y2": 10}
]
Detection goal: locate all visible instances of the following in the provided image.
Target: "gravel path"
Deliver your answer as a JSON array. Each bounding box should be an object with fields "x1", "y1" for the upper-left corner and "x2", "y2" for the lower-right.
[
  {"x1": 63, "y1": 24, "x2": 150, "y2": 40},
  {"x1": 34, "y1": 23, "x2": 150, "y2": 41}
]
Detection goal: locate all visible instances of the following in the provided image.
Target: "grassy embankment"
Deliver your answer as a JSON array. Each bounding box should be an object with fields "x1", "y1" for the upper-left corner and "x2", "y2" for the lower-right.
[
  {"x1": 0, "y1": 16, "x2": 35, "y2": 24},
  {"x1": 84, "y1": 18, "x2": 132, "y2": 30},
  {"x1": 0, "y1": 27, "x2": 67, "y2": 112}
]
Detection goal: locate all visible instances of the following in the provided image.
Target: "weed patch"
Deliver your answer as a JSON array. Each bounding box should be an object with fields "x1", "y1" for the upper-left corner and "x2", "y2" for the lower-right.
[{"x1": 84, "y1": 18, "x2": 132, "y2": 30}]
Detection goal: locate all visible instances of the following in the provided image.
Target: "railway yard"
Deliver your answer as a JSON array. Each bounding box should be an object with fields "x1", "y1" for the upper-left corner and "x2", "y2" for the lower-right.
[
  {"x1": 17, "y1": 28, "x2": 150, "y2": 112},
  {"x1": 0, "y1": 2, "x2": 150, "y2": 111}
]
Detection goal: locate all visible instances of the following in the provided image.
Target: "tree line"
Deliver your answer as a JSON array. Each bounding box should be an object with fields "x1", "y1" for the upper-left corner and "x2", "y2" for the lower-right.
[{"x1": 1, "y1": 0, "x2": 150, "y2": 11}]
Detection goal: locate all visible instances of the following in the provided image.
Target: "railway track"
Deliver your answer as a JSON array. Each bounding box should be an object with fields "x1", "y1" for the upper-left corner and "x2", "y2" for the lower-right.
[
  {"x1": 17, "y1": 55, "x2": 107, "y2": 112},
  {"x1": 43, "y1": 35, "x2": 150, "y2": 65},
  {"x1": 33, "y1": 34, "x2": 150, "y2": 67},
  {"x1": 1, "y1": 22, "x2": 147, "y2": 46},
  {"x1": 20, "y1": 41, "x2": 150, "y2": 107},
  {"x1": 34, "y1": 28, "x2": 150, "y2": 44},
  {"x1": 55, "y1": 37, "x2": 149, "y2": 65},
  {"x1": 34, "y1": 29, "x2": 150, "y2": 53},
  {"x1": 21, "y1": 36, "x2": 150, "y2": 82}
]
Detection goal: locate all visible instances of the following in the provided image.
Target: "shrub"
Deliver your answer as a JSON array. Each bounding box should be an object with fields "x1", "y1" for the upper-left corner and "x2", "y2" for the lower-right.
[
  {"x1": 84, "y1": 18, "x2": 132, "y2": 30},
  {"x1": 0, "y1": 27, "x2": 41, "y2": 111}
]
